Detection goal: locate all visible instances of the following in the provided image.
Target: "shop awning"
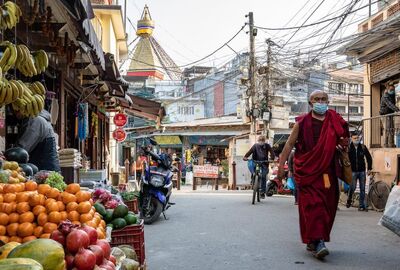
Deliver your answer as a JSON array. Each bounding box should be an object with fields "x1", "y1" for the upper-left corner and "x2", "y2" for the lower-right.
[
  {"x1": 188, "y1": 135, "x2": 229, "y2": 146},
  {"x1": 154, "y1": 135, "x2": 182, "y2": 147},
  {"x1": 60, "y1": 0, "x2": 105, "y2": 70}
]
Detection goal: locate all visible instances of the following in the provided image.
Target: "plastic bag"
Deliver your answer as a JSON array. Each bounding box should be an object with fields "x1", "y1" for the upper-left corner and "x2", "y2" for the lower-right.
[
  {"x1": 247, "y1": 160, "x2": 255, "y2": 174},
  {"x1": 287, "y1": 177, "x2": 295, "y2": 191},
  {"x1": 379, "y1": 185, "x2": 400, "y2": 236}
]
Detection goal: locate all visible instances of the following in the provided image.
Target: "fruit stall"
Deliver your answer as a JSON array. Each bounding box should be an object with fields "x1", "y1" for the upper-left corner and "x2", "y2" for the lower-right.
[{"x1": 0, "y1": 167, "x2": 146, "y2": 269}]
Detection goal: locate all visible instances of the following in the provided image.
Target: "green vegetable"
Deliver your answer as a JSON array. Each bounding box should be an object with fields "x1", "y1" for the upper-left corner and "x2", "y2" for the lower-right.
[
  {"x1": 44, "y1": 172, "x2": 66, "y2": 191},
  {"x1": 120, "y1": 191, "x2": 139, "y2": 202}
]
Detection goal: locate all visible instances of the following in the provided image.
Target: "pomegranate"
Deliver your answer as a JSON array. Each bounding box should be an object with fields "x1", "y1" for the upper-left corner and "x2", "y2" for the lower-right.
[
  {"x1": 58, "y1": 220, "x2": 79, "y2": 236},
  {"x1": 109, "y1": 255, "x2": 116, "y2": 266},
  {"x1": 50, "y1": 230, "x2": 66, "y2": 246},
  {"x1": 65, "y1": 254, "x2": 75, "y2": 270},
  {"x1": 88, "y1": 245, "x2": 104, "y2": 265},
  {"x1": 100, "y1": 260, "x2": 115, "y2": 270},
  {"x1": 80, "y1": 225, "x2": 98, "y2": 245},
  {"x1": 66, "y1": 229, "x2": 90, "y2": 253},
  {"x1": 74, "y1": 248, "x2": 96, "y2": 270},
  {"x1": 96, "y1": 240, "x2": 111, "y2": 259}
]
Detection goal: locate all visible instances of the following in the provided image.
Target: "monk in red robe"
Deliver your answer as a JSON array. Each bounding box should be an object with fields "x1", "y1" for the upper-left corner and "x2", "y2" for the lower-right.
[{"x1": 278, "y1": 90, "x2": 349, "y2": 259}]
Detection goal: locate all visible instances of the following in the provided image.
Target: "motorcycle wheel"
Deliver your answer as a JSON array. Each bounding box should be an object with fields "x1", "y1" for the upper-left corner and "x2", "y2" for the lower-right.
[{"x1": 142, "y1": 196, "x2": 163, "y2": 224}]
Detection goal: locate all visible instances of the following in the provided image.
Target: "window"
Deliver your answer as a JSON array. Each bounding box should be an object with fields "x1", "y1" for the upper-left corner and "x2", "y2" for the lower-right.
[
  {"x1": 178, "y1": 106, "x2": 194, "y2": 115},
  {"x1": 328, "y1": 82, "x2": 345, "y2": 93},
  {"x1": 332, "y1": 106, "x2": 346, "y2": 113},
  {"x1": 349, "y1": 106, "x2": 358, "y2": 114}
]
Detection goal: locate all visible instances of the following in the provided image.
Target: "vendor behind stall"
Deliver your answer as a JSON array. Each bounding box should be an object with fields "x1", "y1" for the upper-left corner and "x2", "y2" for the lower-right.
[{"x1": 16, "y1": 109, "x2": 60, "y2": 172}]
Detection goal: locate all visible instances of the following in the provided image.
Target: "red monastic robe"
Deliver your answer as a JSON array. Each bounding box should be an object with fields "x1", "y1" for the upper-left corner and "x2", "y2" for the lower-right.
[{"x1": 294, "y1": 110, "x2": 349, "y2": 244}]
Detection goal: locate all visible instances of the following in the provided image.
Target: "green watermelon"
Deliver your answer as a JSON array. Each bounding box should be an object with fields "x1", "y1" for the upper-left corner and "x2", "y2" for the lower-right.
[
  {"x1": 113, "y1": 204, "x2": 129, "y2": 219},
  {"x1": 124, "y1": 214, "x2": 137, "y2": 225},
  {"x1": 94, "y1": 203, "x2": 107, "y2": 217},
  {"x1": 104, "y1": 209, "x2": 114, "y2": 223},
  {"x1": 111, "y1": 218, "x2": 127, "y2": 230}
]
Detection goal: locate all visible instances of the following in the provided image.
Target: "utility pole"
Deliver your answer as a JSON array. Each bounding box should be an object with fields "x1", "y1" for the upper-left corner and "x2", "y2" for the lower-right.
[
  {"x1": 247, "y1": 12, "x2": 257, "y2": 141},
  {"x1": 369, "y1": 0, "x2": 372, "y2": 17},
  {"x1": 264, "y1": 39, "x2": 272, "y2": 137}
]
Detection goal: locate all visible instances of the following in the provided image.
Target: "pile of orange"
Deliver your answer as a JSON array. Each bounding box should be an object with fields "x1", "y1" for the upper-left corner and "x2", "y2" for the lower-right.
[{"x1": 0, "y1": 182, "x2": 106, "y2": 243}]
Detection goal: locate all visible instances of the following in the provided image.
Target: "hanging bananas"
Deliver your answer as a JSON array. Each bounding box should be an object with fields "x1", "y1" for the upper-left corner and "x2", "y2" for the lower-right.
[
  {"x1": 0, "y1": 41, "x2": 17, "y2": 72},
  {"x1": 0, "y1": 78, "x2": 24, "y2": 106},
  {"x1": 0, "y1": 1, "x2": 22, "y2": 30},
  {"x1": 32, "y1": 50, "x2": 49, "y2": 74},
  {"x1": 9, "y1": 81, "x2": 46, "y2": 117}
]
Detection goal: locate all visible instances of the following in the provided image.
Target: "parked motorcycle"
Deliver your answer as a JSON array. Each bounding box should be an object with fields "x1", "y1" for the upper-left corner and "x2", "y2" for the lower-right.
[
  {"x1": 139, "y1": 146, "x2": 177, "y2": 224},
  {"x1": 266, "y1": 164, "x2": 292, "y2": 197}
]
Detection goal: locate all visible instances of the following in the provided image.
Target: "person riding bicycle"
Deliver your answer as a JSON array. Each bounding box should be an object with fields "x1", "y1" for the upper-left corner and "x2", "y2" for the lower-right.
[{"x1": 243, "y1": 136, "x2": 275, "y2": 199}]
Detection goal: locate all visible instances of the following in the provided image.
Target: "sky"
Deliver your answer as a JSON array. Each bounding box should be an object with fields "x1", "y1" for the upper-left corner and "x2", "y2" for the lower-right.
[{"x1": 120, "y1": 0, "x2": 378, "y2": 70}]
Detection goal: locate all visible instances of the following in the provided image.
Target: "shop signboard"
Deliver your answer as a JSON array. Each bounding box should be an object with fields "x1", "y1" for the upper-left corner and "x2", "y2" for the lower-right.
[
  {"x1": 113, "y1": 128, "x2": 127, "y2": 142},
  {"x1": 113, "y1": 113, "x2": 127, "y2": 127},
  {"x1": 193, "y1": 165, "x2": 219, "y2": 178}
]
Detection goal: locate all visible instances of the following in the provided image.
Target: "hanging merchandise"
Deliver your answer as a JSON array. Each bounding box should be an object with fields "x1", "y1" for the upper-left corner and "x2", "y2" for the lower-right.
[
  {"x1": 91, "y1": 112, "x2": 98, "y2": 138},
  {"x1": 78, "y1": 103, "x2": 88, "y2": 141},
  {"x1": 50, "y1": 98, "x2": 59, "y2": 125}
]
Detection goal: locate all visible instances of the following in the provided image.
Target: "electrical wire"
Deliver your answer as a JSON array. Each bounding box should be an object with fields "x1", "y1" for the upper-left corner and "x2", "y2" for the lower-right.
[{"x1": 254, "y1": 0, "x2": 379, "y2": 31}]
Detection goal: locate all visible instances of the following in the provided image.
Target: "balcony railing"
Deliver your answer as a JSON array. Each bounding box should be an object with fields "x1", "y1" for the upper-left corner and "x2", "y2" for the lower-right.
[{"x1": 355, "y1": 112, "x2": 400, "y2": 148}]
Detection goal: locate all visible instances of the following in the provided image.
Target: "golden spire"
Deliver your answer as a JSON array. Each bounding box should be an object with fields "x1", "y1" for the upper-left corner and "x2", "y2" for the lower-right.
[{"x1": 137, "y1": 5, "x2": 154, "y2": 37}]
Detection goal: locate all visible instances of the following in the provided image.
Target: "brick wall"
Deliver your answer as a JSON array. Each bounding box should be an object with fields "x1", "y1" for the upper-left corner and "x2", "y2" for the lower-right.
[{"x1": 214, "y1": 82, "x2": 224, "y2": 117}]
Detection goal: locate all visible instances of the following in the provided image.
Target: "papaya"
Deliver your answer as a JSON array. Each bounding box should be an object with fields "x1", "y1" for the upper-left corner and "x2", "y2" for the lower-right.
[
  {"x1": 8, "y1": 239, "x2": 65, "y2": 270},
  {"x1": 0, "y1": 258, "x2": 43, "y2": 270},
  {"x1": 0, "y1": 241, "x2": 20, "y2": 259}
]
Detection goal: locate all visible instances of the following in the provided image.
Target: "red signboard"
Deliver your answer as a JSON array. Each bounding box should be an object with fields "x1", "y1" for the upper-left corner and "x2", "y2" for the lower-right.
[
  {"x1": 113, "y1": 128, "x2": 127, "y2": 142},
  {"x1": 114, "y1": 113, "x2": 127, "y2": 127}
]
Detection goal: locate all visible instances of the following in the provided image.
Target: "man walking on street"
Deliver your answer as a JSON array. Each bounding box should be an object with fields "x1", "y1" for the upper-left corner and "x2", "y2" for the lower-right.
[
  {"x1": 379, "y1": 81, "x2": 399, "y2": 147},
  {"x1": 347, "y1": 132, "x2": 373, "y2": 211},
  {"x1": 243, "y1": 136, "x2": 275, "y2": 199},
  {"x1": 278, "y1": 90, "x2": 349, "y2": 259}
]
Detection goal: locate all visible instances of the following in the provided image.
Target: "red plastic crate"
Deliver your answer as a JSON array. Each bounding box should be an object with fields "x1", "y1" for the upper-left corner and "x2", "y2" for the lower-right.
[
  {"x1": 110, "y1": 220, "x2": 145, "y2": 266},
  {"x1": 124, "y1": 199, "x2": 139, "y2": 214}
]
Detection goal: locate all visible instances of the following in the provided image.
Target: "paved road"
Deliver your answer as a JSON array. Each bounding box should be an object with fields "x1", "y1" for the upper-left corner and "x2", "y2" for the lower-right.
[{"x1": 144, "y1": 191, "x2": 400, "y2": 270}]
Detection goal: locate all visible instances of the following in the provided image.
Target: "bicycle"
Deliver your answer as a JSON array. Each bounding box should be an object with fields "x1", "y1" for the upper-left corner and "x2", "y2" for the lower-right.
[
  {"x1": 367, "y1": 172, "x2": 391, "y2": 212},
  {"x1": 248, "y1": 160, "x2": 269, "y2": 205},
  {"x1": 340, "y1": 172, "x2": 392, "y2": 212}
]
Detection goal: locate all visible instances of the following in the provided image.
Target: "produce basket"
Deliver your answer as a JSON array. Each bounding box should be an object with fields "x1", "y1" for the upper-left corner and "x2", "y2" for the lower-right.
[
  {"x1": 124, "y1": 198, "x2": 139, "y2": 214},
  {"x1": 110, "y1": 219, "x2": 145, "y2": 266}
]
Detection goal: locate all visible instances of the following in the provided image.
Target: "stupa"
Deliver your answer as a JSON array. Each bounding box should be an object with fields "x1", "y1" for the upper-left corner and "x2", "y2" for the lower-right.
[{"x1": 126, "y1": 5, "x2": 182, "y2": 81}]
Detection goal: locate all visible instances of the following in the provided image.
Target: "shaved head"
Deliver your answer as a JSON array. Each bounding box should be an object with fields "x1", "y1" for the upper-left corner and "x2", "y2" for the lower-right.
[{"x1": 309, "y1": 90, "x2": 328, "y2": 102}]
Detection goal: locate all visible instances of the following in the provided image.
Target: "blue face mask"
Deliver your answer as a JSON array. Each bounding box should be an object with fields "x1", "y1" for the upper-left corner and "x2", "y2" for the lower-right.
[
  {"x1": 353, "y1": 140, "x2": 360, "y2": 145},
  {"x1": 389, "y1": 90, "x2": 395, "y2": 95},
  {"x1": 312, "y1": 103, "x2": 328, "y2": 115}
]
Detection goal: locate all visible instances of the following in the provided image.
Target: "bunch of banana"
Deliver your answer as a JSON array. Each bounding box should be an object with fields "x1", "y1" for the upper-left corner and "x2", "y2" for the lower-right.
[
  {"x1": 0, "y1": 41, "x2": 17, "y2": 72},
  {"x1": 32, "y1": 50, "x2": 48, "y2": 74},
  {"x1": 0, "y1": 1, "x2": 22, "y2": 30},
  {"x1": 11, "y1": 81, "x2": 45, "y2": 117},
  {"x1": 16, "y1": 44, "x2": 38, "y2": 77},
  {"x1": 0, "y1": 78, "x2": 24, "y2": 106}
]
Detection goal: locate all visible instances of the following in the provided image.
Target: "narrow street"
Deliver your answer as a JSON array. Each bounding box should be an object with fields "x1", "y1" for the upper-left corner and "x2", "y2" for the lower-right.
[{"x1": 145, "y1": 191, "x2": 400, "y2": 270}]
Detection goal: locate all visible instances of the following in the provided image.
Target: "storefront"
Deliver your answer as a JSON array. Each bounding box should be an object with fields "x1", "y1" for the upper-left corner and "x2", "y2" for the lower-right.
[{"x1": 340, "y1": 4, "x2": 400, "y2": 185}]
